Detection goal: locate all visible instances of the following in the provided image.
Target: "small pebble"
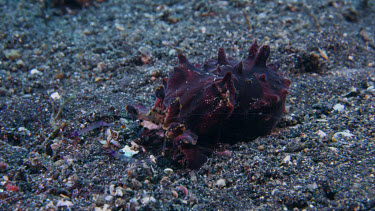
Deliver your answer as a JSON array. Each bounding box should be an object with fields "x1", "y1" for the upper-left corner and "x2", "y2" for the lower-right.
[
  {"x1": 55, "y1": 52, "x2": 65, "y2": 58},
  {"x1": 333, "y1": 103, "x2": 345, "y2": 112},
  {"x1": 95, "y1": 77, "x2": 102, "y2": 82},
  {"x1": 328, "y1": 147, "x2": 339, "y2": 153},
  {"x1": 124, "y1": 187, "x2": 133, "y2": 193},
  {"x1": 30, "y1": 68, "x2": 42, "y2": 75},
  {"x1": 307, "y1": 182, "x2": 318, "y2": 191},
  {"x1": 141, "y1": 196, "x2": 156, "y2": 205},
  {"x1": 216, "y1": 179, "x2": 226, "y2": 188},
  {"x1": 115, "y1": 23, "x2": 125, "y2": 31},
  {"x1": 359, "y1": 30, "x2": 372, "y2": 42},
  {"x1": 54, "y1": 160, "x2": 65, "y2": 167},
  {"x1": 4, "y1": 49, "x2": 21, "y2": 60},
  {"x1": 53, "y1": 72, "x2": 65, "y2": 80},
  {"x1": 332, "y1": 130, "x2": 354, "y2": 141},
  {"x1": 105, "y1": 195, "x2": 114, "y2": 201},
  {"x1": 168, "y1": 49, "x2": 177, "y2": 56},
  {"x1": 200, "y1": 26, "x2": 206, "y2": 33},
  {"x1": 317, "y1": 130, "x2": 327, "y2": 138},
  {"x1": 18, "y1": 127, "x2": 31, "y2": 136},
  {"x1": 318, "y1": 48, "x2": 328, "y2": 60},
  {"x1": 33, "y1": 48, "x2": 43, "y2": 55},
  {"x1": 82, "y1": 29, "x2": 92, "y2": 35},
  {"x1": 282, "y1": 155, "x2": 291, "y2": 165},
  {"x1": 50, "y1": 92, "x2": 61, "y2": 100},
  {"x1": 56, "y1": 200, "x2": 73, "y2": 208},
  {"x1": 16, "y1": 60, "x2": 25, "y2": 67}
]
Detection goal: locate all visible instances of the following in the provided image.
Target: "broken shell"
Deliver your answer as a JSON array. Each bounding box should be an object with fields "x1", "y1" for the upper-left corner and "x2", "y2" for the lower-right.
[
  {"x1": 115, "y1": 187, "x2": 123, "y2": 197},
  {"x1": 141, "y1": 195, "x2": 156, "y2": 205},
  {"x1": 109, "y1": 184, "x2": 116, "y2": 196},
  {"x1": 172, "y1": 190, "x2": 178, "y2": 198},
  {"x1": 164, "y1": 168, "x2": 173, "y2": 175},
  {"x1": 176, "y1": 186, "x2": 188, "y2": 199}
]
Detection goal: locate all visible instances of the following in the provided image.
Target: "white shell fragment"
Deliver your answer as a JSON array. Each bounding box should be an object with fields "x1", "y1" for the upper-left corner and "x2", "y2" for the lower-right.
[
  {"x1": 216, "y1": 179, "x2": 226, "y2": 188},
  {"x1": 333, "y1": 103, "x2": 345, "y2": 112},
  {"x1": 332, "y1": 130, "x2": 354, "y2": 141},
  {"x1": 17, "y1": 127, "x2": 31, "y2": 136},
  {"x1": 282, "y1": 155, "x2": 292, "y2": 165},
  {"x1": 120, "y1": 145, "x2": 139, "y2": 157},
  {"x1": 316, "y1": 130, "x2": 327, "y2": 138},
  {"x1": 30, "y1": 68, "x2": 42, "y2": 75},
  {"x1": 164, "y1": 168, "x2": 173, "y2": 175},
  {"x1": 56, "y1": 200, "x2": 73, "y2": 208},
  {"x1": 50, "y1": 92, "x2": 61, "y2": 100}
]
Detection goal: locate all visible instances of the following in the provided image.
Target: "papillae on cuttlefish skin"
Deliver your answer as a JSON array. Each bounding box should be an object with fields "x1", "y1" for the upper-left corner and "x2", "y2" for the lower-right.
[{"x1": 126, "y1": 40, "x2": 291, "y2": 169}]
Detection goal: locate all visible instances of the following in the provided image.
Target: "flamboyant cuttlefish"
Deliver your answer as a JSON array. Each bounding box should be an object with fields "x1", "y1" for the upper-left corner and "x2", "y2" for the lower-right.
[{"x1": 127, "y1": 40, "x2": 291, "y2": 169}]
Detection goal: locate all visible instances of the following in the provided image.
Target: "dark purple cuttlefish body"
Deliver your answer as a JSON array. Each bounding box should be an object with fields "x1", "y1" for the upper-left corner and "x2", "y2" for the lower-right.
[{"x1": 127, "y1": 40, "x2": 291, "y2": 169}]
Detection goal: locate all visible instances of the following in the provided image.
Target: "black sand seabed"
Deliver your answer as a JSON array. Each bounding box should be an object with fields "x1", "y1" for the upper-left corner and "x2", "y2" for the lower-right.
[{"x1": 1, "y1": 0, "x2": 375, "y2": 210}]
